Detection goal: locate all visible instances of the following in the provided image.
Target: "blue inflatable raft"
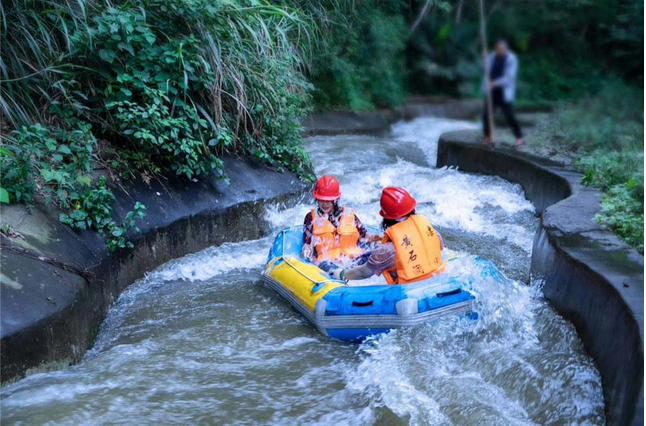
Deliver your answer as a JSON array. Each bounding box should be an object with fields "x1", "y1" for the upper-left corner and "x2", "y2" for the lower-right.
[{"x1": 261, "y1": 226, "x2": 478, "y2": 342}]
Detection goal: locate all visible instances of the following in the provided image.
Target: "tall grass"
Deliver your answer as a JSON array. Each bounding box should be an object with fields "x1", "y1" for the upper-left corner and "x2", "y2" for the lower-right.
[
  {"x1": 0, "y1": 0, "x2": 314, "y2": 132},
  {"x1": 163, "y1": 1, "x2": 313, "y2": 137},
  {"x1": 0, "y1": 0, "x2": 94, "y2": 127}
]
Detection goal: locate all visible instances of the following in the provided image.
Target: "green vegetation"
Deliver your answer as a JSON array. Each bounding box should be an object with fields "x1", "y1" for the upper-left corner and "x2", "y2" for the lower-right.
[
  {"x1": 408, "y1": 0, "x2": 643, "y2": 107},
  {"x1": 2, "y1": 122, "x2": 147, "y2": 251},
  {"x1": 59, "y1": 177, "x2": 147, "y2": 252},
  {"x1": 303, "y1": 0, "x2": 409, "y2": 110},
  {"x1": 530, "y1": 81, "x2": 644, "y2": 252},
  {"x1": 1, "y1": 0, "x2": 643, "y2": 251},
  {"x1": 2, "y1": 123, "x2": 95, "y2": 206},
  {"x1": 1, "y1": 0, "x2": 316, "y2": 249}
]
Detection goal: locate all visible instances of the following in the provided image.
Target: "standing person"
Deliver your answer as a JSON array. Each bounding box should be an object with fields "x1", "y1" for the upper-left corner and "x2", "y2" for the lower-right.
[
  {"x1": 333, "y1": 187, "x2": 445, "y2": 284},
  {"x1": 302, "y1": 175, "x2": 378, "y2": 272},
  {"x1": 482, "y1": 39, "x2": 524, "y2": 147}
]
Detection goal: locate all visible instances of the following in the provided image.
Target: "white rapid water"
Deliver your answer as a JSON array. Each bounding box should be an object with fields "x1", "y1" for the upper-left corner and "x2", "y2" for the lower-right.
[{"x1": 0, "y1": 117, "x2": 605, "y2": 425}]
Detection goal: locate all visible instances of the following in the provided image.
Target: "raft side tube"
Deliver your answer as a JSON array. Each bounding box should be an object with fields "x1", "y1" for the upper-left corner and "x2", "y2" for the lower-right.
[{"x1": 262, "y1": 226, "x2": 478, "y2": 342}]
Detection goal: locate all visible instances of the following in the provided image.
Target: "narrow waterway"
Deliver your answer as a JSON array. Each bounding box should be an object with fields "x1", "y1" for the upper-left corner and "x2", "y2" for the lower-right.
[{"x1": 1, "y1": 117, "x2": 605, "y2": 425}]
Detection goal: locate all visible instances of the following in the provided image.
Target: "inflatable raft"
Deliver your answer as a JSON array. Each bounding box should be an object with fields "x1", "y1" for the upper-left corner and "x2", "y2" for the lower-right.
[{"x1": 262, "y1": 226, "x2": 477, "y2": 342}]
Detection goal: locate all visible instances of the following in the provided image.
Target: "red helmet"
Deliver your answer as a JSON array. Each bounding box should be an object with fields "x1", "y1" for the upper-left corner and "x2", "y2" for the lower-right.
[
  {"x1": 313, "y1": 175, "x2": 341, "y2": 200},
  {"x1": 379, "y1": 187, "x2": 416, "y2": 219}
]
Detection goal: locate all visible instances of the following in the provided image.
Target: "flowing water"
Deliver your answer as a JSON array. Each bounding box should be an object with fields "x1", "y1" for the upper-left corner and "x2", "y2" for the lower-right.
[{"x1": 1, "y1": 117, "x2": 605, "y2": 425}]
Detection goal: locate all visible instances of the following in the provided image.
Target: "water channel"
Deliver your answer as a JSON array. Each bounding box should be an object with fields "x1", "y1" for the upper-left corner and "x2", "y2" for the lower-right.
[{"x1": 1, "y1": 117, "x2": 605, "y2": 425}]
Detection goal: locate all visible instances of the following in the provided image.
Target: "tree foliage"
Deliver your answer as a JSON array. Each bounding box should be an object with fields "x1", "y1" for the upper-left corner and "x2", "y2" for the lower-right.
[{"x1": 407, "y1": 0, "x2": 644, "y2": 104}]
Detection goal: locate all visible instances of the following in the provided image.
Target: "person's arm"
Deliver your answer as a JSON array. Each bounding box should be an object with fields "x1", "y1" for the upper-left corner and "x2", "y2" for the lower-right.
[
  {"x1": 302, "y1": 213, "x2": 314, "y2": 259},
  {"x1": 492, "y1": 54, "x2": 517, "y2": 89},
  {"x1": 366, "y1": 233, "x2": 382, "y2": 242},
  {"x1": 333, "y1": 263, "x2": 374, "y2": 281},
  {"x1": 333, "y1": 243, "x2": 395, "y2": 281}
]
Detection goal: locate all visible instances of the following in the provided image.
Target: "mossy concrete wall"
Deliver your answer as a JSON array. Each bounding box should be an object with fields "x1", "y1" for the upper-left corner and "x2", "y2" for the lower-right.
[{"x1": 1, "y1": 157, "x2": 308, "y2": 383}]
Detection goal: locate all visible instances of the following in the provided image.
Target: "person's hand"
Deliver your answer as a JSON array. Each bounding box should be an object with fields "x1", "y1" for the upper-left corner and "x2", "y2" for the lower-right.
[
  {"x1": 332, "y1": 269, "x2": 347, "y2": 282},
  {"x1": 302, "y1": 245, "x2": 312, "y2": 259},
  {"x1": 369, "y1": 233, "x2": 382, "y2": 243}
]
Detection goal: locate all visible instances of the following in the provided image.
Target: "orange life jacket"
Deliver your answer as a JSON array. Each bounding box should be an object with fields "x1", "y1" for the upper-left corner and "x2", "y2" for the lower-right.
[
  {"x1": 311, "y1": 207, "x2": 362, "y2": 262},
  {"x1": 381, "y1": 215, "x2": 444, "y2": 284}
]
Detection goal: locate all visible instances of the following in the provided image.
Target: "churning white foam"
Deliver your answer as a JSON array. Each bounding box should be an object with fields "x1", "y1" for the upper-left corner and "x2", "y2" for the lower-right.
[
  {"x1": 154, "y1": 240, "x2": 268, "y2": 283},
  {"x1": 390, "y1": 116, "x2": 479, "y2": 167},
  {"x1": 345, "y1": 255, "x2": 605, "y2": 425}
]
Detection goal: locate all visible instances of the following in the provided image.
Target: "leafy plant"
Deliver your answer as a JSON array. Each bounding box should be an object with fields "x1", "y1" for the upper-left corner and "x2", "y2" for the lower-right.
[
  {"x1": 105, "y1": 202, "x2": 147, "y2": 252},
  {"x1": 1, "y1": 135, "x2": 36, "y2": 204},
  {"x1": 1, "y1": 123, "x2": 95, "y2": 206},
  {"x1": 59, "y1": 177, "x2": 116, "y2": 230},
  {"x1": 529, "y1": 80, "x2": 644, "y2": 253},
  {"x1": 3, "y1": 124, "x2": 146, "y2": 251},
  {"x1": 105, "y1": 88, "x2": 221, "y2": 180},
  {"x1": 59, "y1": 176, "x2": 147, "y2": 252},
  {"x1": 578, "y1": 151, "x2": 644, "y2": 253},
  {"x1": 597, "y1": 184, "x2": 644, "y2": 253}
]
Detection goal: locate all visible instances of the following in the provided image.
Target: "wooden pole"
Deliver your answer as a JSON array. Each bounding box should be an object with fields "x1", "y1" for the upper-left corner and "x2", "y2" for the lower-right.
[
  {"x1": 479, "y1": 0, "x2": 495, "y2": 141},
  {"x1": 409, "y1": 0, "x2": 435, "y2": 36},
  {"x1": 455, "y1": 0, "x2": 464, "y2": 23}
]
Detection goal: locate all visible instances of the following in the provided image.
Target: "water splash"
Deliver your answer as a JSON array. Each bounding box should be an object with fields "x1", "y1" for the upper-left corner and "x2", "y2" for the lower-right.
[
  {"x1": 347, "y1": 256, "x2": 604, "y2": 425},
  {"x1": 0, "y1": 117, "x2": 604, "y2": 425},
  {"x1": 390, "y1": 117, "x2": 479, "y2": 167}
]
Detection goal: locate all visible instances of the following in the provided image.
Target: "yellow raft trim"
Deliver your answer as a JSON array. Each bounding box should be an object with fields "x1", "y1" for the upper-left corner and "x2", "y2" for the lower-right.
[
  {"x1": 265, "y1": 256, "x2": 344, "y2": 312},
  {"x1": 263, "y1": 245, "x2": 465, "y2": 314}
]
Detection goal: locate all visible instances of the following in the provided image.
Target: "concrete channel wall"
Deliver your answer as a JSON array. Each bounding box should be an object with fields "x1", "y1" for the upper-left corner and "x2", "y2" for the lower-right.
[
  {"x1": 1, "y1": 157, "x2": 308, "y2": 384},
  {"x1": 437, "y1": 130, "x2": 644, "y2": 426}
]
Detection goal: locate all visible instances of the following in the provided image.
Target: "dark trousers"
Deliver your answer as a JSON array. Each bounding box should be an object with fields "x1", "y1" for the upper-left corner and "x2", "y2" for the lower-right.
[{"x1": 483, "y1": 89, "x2": 522, "y2": 138}]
